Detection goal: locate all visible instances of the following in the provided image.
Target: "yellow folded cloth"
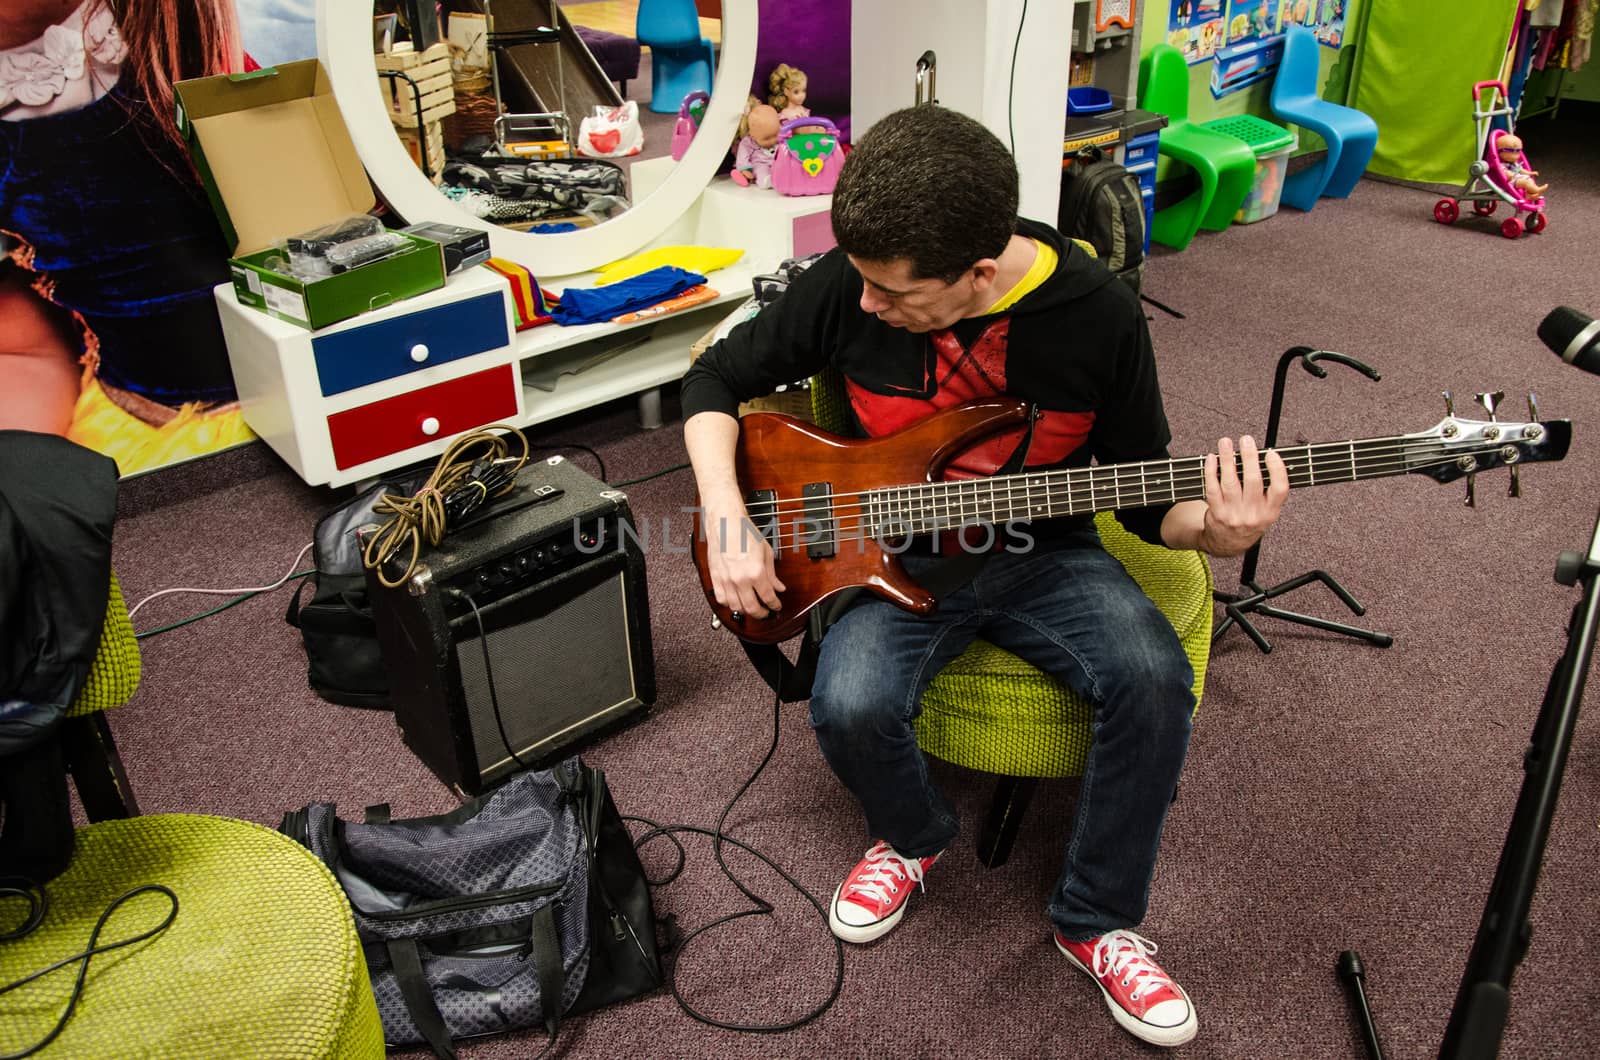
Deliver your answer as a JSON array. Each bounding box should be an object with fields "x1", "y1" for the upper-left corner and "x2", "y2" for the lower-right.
[{"x1": 594, "y1": 245, "x2": 744, "y2": 286}]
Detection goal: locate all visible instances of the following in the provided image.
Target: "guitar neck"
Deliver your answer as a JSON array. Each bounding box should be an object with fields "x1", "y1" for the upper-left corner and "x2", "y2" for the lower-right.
[{"x1": 863, "y1": 435, "x2": 1435, "y2": 535}]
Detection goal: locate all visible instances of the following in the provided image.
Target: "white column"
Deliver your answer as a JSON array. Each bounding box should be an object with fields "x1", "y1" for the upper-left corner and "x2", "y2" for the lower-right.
[{"x1": 850, "y1": 0, "x2": 1072, "y2": 225}]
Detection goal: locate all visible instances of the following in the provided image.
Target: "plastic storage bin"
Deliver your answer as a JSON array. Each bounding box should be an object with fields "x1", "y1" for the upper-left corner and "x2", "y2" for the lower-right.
[
  {"x1": 1067, "y1": 86, "x2": 1113, "y2": 115},
  {"x1": 1199, "y1": 113, "x2": 1297, "y2": 224}
]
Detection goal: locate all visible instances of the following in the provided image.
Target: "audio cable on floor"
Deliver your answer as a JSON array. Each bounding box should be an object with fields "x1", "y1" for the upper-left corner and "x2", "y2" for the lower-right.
[{"x1": 626, "y1": 685, "x2": 845, "y2": 1033}]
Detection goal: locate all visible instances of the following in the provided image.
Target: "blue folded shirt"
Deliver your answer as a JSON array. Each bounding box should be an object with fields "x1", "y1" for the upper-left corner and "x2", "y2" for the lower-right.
[{"x1": 551, "y1": 266, "x2": 707, "y2": 326}]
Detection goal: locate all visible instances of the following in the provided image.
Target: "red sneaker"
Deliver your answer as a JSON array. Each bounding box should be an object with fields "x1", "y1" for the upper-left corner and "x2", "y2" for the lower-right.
[
  {"x1": 1055, "y1": 929, "x2": 1198, "y2": 1047},
  {"x1": 827, "y1": 840, "x2": 941, "y2": 943}
]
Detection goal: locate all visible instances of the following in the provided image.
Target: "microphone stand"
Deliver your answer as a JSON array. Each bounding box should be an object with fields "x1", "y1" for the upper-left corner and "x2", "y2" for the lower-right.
[
  {"x1": 1354, "y1": 501, "x2": 1600, "y2": 1058},
  {"x1": 1430, "y1": 503, "x2": 1600, "y2": 1058}
]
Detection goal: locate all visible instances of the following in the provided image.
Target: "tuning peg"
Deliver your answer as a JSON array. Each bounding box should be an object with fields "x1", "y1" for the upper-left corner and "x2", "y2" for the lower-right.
[
  {"x1": 1442, "y1": 390, "x2": 1456, "y2": 417},
  {"x1": 1509, "y1": 464, "x2": 1523, "y2": 499},
  {"x1": 1465, "y1": 473, "x2": 1477, "y2": 508},
  {"x1": 1476, "y1": 391, "x2": 1506, "y2": 419},
  {"x1": 1528, "y1": 393, "x2": 1540, "y2": 422}
]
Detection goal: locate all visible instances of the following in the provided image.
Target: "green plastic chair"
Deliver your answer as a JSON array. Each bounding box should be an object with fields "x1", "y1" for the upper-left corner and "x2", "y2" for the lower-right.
[
  {"x1": 1137, "y1": 43, "x2": 1258, "y2": 250},
  {"x1": 808, "y1": 366, "x2": 1212, "y2": 867},
  {"x1": 3, "y1": 575, "x2": 386, "y2": 1059}
]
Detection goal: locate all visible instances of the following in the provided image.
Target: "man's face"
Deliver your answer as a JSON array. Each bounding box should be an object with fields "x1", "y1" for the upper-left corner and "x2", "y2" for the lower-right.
[{"x1": 850, "y1": 256, "x2": 977, "y2": 333}]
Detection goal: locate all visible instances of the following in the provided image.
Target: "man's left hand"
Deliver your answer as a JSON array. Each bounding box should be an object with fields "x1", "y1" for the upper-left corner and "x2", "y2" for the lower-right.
[{"x1": 1199, "y1": 435, "x2": 1288, "y2": 557}]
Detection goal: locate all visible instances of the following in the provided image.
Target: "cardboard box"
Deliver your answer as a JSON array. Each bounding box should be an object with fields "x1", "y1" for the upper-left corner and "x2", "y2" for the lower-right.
[
  {"x1": 175, "y1": 59, "x2": 446, "y2": 330},
  {"x1": 402, "y1": 222, "x2": 492, "y2": 274}
]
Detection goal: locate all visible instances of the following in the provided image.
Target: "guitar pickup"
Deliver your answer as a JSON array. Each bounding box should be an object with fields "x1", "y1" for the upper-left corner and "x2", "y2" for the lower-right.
[
  {"x1": 744, "y1": 489, "x2": 779, "y2": 551},
  {"x1": 801, "y1": 482, "x2": 835, "y2": 559}
]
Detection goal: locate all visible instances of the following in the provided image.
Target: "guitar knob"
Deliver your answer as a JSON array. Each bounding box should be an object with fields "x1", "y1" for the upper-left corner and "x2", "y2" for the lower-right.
[
  {"x1": 1465, "y1": 473, "x2": 1477, "y2": 508},
  {"x1": 1442, "y1": 389, "x2": 1455, "y2": 417},
  {"x1": 1528, "y1": 393, "x2": 1540, "y2": 422},
  {"x1": 1476, "y1": 391, "x2": 1505, "y2": 419},
  {"x1": 1509, "y1": 464, "x2": 1522, "y2": 499},
  {"x1": 710, "y1": 616, "x2": 723, "y2": 631},
  {"x1": 730, "y1": 610, "x2": 744, "y2": 622}
]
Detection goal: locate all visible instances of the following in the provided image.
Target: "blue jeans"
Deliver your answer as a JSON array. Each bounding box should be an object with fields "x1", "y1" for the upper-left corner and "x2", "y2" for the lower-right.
[{"x1": 808, "y1": 531, "x2": 1195, "y2": 941}]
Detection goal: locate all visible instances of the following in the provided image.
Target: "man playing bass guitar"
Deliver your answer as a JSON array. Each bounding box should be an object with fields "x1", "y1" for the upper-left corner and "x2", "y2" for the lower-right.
[{"x1": 681, "y1": 105, "x2": 1288, "y2": 1049}]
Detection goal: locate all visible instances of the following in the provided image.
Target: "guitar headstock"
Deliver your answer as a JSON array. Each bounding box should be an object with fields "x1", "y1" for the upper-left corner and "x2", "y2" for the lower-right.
[{"x1": 1408, "y1": 393, "x2": 1570, "y2": 504}]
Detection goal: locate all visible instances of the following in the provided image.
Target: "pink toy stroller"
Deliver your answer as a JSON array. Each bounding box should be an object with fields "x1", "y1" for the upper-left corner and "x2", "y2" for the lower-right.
[{"x1": 1433, "y1": 80, "x2": 1548, "y2": 239}]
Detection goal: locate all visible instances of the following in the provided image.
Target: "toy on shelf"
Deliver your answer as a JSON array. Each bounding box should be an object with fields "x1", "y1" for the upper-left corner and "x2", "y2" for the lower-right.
[
  {"x1": 773, "y1": 115, "x2": 844, "y2": 197},
  {"x1": 1432, "y1": 80, "x2": 1548, "y2": 239},
  {"x1": 767, "y1": 63, "x2": 811, "y2": 121},
  {"x1": 670, "y1": 90, "x2": 710, "y2": 161},
  {"x1": 731, "y1": 104, "x2": 782, "y2": 188}
]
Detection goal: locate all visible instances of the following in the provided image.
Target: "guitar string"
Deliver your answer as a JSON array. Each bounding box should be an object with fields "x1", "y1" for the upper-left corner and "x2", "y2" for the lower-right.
[
  {"x1": 732, "y1": 436, "x2": 1514, "y2": 521},
  {"x1": 730, "y1": 445, "x2": 1526, "y2": 551}
]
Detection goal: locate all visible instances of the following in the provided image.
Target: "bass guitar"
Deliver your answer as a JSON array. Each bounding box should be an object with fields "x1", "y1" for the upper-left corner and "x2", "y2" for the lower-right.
[{"x1": 692, "y1": 397, "x2": 1570, "y2": 644}]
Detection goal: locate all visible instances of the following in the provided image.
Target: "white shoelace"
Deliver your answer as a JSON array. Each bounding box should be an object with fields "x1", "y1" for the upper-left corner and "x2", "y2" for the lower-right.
[
  {"x1": 843, "y1": 842, "x2": 929, "y2": 907},
  {"x1": 1091, "y1": 931, "x2": 1175, "y2": 1002}
]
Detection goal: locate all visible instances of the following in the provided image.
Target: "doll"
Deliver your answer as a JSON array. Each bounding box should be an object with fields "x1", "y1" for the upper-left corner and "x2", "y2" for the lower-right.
[
  {"x1": 766, "y1": 63, "x2": 809, "y2": 121},
  {"x1": 731, "y1": 103, "x2": 781, "y2": 188},
  {"x1": 1495, "y1": 133, "x2": 1548, "y2": 199}
]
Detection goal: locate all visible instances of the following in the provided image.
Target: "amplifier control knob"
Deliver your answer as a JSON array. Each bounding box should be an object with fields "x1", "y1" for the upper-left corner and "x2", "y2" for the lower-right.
[{"x1": 420, "y1": 416, "x2": 441, "y2": 436}]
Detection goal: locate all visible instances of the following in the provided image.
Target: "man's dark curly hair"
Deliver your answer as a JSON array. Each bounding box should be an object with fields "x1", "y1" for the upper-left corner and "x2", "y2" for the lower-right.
[{"x1": 831, "y1": 106, "x2": 1020, "y2": 284}]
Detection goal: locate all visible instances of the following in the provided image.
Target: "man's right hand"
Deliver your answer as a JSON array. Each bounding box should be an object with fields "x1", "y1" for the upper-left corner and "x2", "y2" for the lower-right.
[
  {"x1": 685, "y1": 410, "x2": 787, "y2": 619},
  {"x1": 700, "y1": 502, "x2": 787, "y2": 619}
]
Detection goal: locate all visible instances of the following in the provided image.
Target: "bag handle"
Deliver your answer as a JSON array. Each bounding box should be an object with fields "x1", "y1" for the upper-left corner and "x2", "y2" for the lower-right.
[
  {"x1": 283, "y1": 576, "x2": 312, "y2": 628},
  {"x1": 385, "y1": 902, "x2": 564, "y2": 1060},
  {"x1": 678, "y1": 90, "x2": 710, "y2": 121},
  {"x1": 387, "y1": 938, "x2": 459, "y2": 1060},
  {"x1": 779, "y1": 115, "x2": 839, "y2": 143}
]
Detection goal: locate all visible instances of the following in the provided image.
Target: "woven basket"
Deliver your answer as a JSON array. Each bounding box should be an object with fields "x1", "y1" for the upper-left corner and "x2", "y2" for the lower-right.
[{"x1": 443, "y1": 88, "x2": 500, "y2": 151}]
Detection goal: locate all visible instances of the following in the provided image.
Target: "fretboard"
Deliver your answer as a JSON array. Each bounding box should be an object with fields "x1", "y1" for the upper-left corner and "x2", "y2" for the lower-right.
[{"x1": 862, "y1": 433, "x2": 1443, "y2": 536}]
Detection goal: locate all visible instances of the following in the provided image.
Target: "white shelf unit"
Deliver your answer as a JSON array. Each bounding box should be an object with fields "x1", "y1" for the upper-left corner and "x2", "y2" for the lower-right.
[{"x1": 216, "y1": 171, "x2": 835, "y2": 488}]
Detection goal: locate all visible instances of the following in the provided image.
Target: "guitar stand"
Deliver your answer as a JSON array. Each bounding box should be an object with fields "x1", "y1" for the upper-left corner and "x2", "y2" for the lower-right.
[{"x1": 1212, "y1": 347, "x2": 1395, "y2": 654}]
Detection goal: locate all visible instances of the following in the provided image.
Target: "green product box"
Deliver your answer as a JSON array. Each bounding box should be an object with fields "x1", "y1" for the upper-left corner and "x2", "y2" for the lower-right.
[{"x1": 175, "y1": 59, "x2": 445, "y2": 330}]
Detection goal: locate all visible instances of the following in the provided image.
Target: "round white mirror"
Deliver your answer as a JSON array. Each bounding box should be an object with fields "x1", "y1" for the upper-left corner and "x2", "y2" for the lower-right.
[{"x1": 316, "y1": 0, "x2": 756, "y2": 277}]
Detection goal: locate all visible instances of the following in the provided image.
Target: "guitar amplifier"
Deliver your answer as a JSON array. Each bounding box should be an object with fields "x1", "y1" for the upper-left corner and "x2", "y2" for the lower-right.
[{"x1": 367, "y1": 456, "x2": 655, "y2": 795}]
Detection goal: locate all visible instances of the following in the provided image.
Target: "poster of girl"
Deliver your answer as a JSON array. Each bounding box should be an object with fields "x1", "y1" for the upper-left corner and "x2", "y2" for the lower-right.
[{"x1": 1, "y1": 0, "x2": 256, "y2": 476}]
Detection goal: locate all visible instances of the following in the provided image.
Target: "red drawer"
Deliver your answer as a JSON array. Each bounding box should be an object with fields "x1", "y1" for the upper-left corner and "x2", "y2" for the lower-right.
[{"x1": 327, "y1": 364, "x2": 518, "y2": 470}]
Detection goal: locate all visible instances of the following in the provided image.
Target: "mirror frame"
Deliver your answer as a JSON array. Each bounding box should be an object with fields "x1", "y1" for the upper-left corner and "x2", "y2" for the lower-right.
[{"x1": 316, "y1": 1, "x2": 755, "y2": 277}]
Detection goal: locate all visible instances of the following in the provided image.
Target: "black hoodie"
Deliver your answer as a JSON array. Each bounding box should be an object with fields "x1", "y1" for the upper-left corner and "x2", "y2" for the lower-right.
[{"x1": 680, "y1": 218, "x2": 1176, "y2": 546}]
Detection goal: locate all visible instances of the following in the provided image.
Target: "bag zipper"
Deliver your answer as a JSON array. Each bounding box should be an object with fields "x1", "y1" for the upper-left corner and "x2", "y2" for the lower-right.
[{"x1": 357, "y1": 879, "x2": 564, "y2": 922}]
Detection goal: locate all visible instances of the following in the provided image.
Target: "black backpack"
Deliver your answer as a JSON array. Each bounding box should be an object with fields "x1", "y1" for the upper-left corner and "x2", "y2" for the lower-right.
[
  {"x1": 284, "y1": 472, "x2": 428, "y2": 709},
  {"x1": 1057, "y1": 146, "x2": 1146, "y2": 295}
]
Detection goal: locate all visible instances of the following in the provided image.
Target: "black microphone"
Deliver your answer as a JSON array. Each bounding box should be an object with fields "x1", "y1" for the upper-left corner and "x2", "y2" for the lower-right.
[{"x1": 1539, "y1": 306, "x2": 1600, "y2": 375}]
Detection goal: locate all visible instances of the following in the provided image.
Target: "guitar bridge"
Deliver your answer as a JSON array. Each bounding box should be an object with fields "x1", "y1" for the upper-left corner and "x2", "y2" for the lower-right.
[{"x1": 801, "y1": 482, "x2": 835, "y2": 559}]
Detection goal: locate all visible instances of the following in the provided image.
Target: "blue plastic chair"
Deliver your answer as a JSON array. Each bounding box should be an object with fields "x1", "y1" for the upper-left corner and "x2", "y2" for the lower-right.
[
  {"x1": 636, "y1": 0, "x2": 716, "y2": 114},
  {"x1": 1137, "y1": 44, "x2": 1257, "y2": 250},
  {"x1": 1270, "y1": 24, "x2": 1379, "y2": 211}
]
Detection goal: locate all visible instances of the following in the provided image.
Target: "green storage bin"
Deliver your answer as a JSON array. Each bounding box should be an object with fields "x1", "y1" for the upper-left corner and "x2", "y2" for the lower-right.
[{"x1": 1199, "y1": 114, "x2": 1297, "y2": 224}]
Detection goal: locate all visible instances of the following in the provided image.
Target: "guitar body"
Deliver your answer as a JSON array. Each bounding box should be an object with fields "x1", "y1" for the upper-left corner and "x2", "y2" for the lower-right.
[{"x1": 692, "y1": 398, "x2": 1032, "y2": 644}]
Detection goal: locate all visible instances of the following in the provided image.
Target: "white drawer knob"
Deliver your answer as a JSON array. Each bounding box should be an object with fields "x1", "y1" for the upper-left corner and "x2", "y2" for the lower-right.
[
  {"x1": 420, "y1": 416, "x2": 441, "y2": 436},
  {"x1": 410, "y1": 343, "x2": 430, "y2": 363}
]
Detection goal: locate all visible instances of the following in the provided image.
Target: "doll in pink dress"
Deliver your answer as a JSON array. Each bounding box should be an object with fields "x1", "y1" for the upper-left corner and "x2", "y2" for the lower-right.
[{"x1": 731, "y1": 103, "x2": 781, "y2": 188}]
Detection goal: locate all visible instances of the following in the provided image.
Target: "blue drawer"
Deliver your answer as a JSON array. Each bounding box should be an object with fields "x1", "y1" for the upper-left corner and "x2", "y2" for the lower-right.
[
  {"x1": 1127, "y1": 162, "x2": 1157, "y2": 195},
  {"x1": 312, "y1": 291, "x2": 508, "y2": 397},
  {"x1": 1123, "y1": 134, "x2": 1160, "y2": 169}
]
